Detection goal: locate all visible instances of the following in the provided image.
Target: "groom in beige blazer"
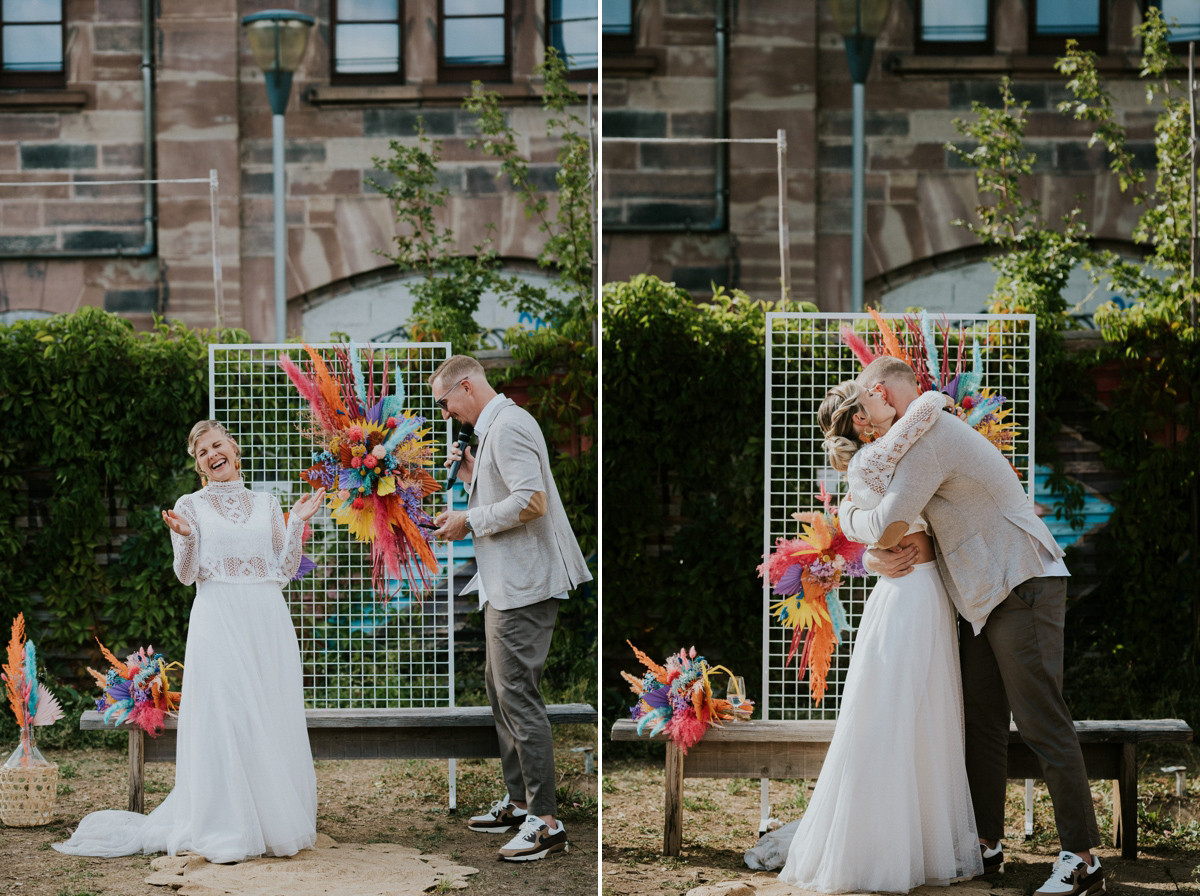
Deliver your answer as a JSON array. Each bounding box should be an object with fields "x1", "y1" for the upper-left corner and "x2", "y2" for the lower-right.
[
  {"x1": 431, "y1": 355, "x2": 592, "y2": 863},
  {"x1": 839, "y1": 357, "x2": 1104, "y2": 896}
]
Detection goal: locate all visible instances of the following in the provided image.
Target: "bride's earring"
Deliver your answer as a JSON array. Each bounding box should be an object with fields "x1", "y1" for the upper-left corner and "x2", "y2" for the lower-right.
[{"x1": 861, "y1": 428, "x2": 877, "y2": 443}]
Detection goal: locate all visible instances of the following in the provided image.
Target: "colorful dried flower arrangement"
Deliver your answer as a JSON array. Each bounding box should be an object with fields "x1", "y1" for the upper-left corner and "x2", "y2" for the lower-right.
[
  {"x1": 622, "y1": 642, "x2": 752, "y2": 754},
  {"x1": 279, "y1": 344, "x2": 441, "y2": 597},
  {"x1": 758, "y1": 486, "x2": 867, "y2": 704},
  {"x1": 88, "y1": 641, "x2": 181, "y2": 737},
  {"x1": 2, "y1": 614, "x2": 64, "y2": 766}
]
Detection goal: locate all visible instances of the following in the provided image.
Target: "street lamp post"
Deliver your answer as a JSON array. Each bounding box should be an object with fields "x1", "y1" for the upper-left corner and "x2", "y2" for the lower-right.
[
  {"x1": 241, "y1": 10, "x2": 315, "y2": 342},
  {"x1": 828, "y1": 0, "x2": 893, "y2": 309}
]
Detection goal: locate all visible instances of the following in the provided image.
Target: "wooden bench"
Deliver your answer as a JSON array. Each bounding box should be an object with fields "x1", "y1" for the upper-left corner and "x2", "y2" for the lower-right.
[
  {"x1": 83, "y1": 703, "x2": 597, "y2": 814},
  {"x1": 610, "y1": 718, "x2": 1192, "y2": 860}
]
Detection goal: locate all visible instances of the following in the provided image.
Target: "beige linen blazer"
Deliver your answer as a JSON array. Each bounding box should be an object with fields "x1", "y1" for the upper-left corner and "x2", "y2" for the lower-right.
[
  {"x1": 839, "y1": 413, "x2": 1064, "y2": 629},
  {"x1": 466, "y1": 398, "x2": 592, "y2": 611}
]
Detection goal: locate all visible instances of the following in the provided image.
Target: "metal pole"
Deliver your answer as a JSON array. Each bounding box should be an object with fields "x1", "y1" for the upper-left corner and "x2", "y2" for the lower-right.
[
  {"x1": 851, "y1": 81, "x2": 865, "y2": 310},
  {"x1": 209, "y1": 169, "x2": 224, "y2": 331},
  {"x1": 273, "y1": 112, "x2": 287, "y2": 342},
  {"x1": 777, "y1": 129, "x2": 791, "y2": 303}
]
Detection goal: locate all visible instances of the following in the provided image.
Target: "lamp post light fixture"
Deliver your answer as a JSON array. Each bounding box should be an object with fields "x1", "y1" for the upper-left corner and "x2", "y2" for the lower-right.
[
  {"x1": 827, "y1": 0, "x2": 893, "y2": 310},
  {"x1": 241, "y1": 10, "x2": 315, "y2": 342}
]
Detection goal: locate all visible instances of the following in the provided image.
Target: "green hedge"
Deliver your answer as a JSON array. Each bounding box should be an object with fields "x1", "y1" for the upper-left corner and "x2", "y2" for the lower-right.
[{"x1": 601, "y1": 275, "x2": 800, "y2": 749}]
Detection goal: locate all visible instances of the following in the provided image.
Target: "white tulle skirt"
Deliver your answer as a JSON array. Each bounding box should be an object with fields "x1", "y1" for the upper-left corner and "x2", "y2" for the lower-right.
[
  {"x1": 777, "y1": 562, "x2": 984, "y2": 893},
  {"x1": 54, "y1": 580, "x2": 317, "y2": 863}
]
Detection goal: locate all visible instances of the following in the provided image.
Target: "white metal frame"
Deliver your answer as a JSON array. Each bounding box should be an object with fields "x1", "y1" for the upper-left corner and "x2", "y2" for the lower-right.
[
  {"x1": 758, "y1": 311, "x2": 1036, "y2": 827},
  {"x1": 208, "y1": 342, "x2": 455, "y2": 711}
]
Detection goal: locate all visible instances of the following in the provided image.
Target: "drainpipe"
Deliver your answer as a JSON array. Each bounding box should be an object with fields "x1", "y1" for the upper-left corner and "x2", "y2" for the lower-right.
[
  {"x1": 605, "y1": 0, "x2": 728, "y2": 233},
  {"x1": 0, "y1": 0, "x2": 156, "y2": 260}
]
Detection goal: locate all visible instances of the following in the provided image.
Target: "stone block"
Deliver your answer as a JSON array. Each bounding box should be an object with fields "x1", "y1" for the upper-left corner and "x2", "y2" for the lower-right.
[
  {"x1": 664, "y1": 45, "x2": 717, "y2": 78},
  {"x1": 0, "y1": 202, "x2": 41, "y2": 230},
  {"x1": 100, "y1": 144, "x2": 145, "y2": 169},
  {"x1": 949, "y1": 81, "x2": 1048, "y2": 110},
  {"x1": 465, "y1": 166, "x2": 500, "y2": 194},
  {"x1": 820, "y1": 110, "x2": 910, "y2": 138},
  {"x1": 625, "y1": 199, "x2": 719, "y2": 227},
  {"x1": 94, "y1": 24, "x2": 141, "y2": 53},
  {"x1": 45, "y1": 199, "x2": 143, "y2": 226},
  {"x1": 21, "y1": 144, "x2": 98, "y2": 170},
  {"x1": 662, "y1": 14, "x2": 718, "y2": 48},
  {"x1": 1056, "y1": 142, "x2": 1106, "y2": 173},
  {"x1": 0, "y1": 115, "x2": 62, "y2": 141},
  {"x1": 605, "y1": 170, "x2": 715, "y2": 198},
  {"x1": 363, "y1": 107, "x2": 457, "y2": 138},
  {"x1": 0, "y1": 234, "x2": 56, "y2": 252},
  {"x1": 818, "y1": 142, "x2": 851, "y2": 170},
  {"x1": 671, "y1": 264, "x2": 728, "y2": 292},
  {"x1": 62, "y1": 229, "x2": 143, "y2": 250},
  {"x1": 289, "y1": 169, "x2": 363, "y2": 197},
  {"x1": 641, "y1": 142, "x2": 716, "y2": 169},
  {"x1": 240, "y1": 171, "x2": 274, "y2": 197},
  {"x1": 869, "y1": 141, "x2": 947, "y2": 172},
  {"x1": 670, "y1": 111, "x2": 715, "y2": 138},
  {"x1": 604, "y1": 109, "x2": 667, "y2": 138},
  {"x1": 603, "y1": 142, "x2": 638, "y2": 169},
  {"x1": 245, "y1": 140, "x2": 328, "y2": 166},
  {"x1": 104, "y1": 288, "x2": 158, "y2": 312}
]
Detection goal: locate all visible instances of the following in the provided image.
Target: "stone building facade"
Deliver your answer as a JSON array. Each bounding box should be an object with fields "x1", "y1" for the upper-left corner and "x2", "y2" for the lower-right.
[
  {"x1": 601, "y1": 0, "x2": 1170, "y2": 313},
  {"x1": 0, "y1": 0, "x2": 596, "y2": 342}
]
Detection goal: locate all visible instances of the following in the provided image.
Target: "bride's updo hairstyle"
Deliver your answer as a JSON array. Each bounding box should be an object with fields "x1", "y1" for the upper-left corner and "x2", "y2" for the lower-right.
[
  {"x1": 187, "y1": 420, "x2": 241, "y2": 475},
  {"x1": 817, "y1": 381, "x2": 869, "y2": 473}
]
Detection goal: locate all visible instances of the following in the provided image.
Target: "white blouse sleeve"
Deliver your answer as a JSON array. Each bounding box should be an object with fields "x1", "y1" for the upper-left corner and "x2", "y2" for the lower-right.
[
  {"x1": 170, "y1": 494, "x2": 201, "y2": 586},
  {"x1": 849, "y1": 390, "x2": 946, "y2": 509},
  {"x1": 271, "y1": 496, "x2": 306, "y2": 581}
]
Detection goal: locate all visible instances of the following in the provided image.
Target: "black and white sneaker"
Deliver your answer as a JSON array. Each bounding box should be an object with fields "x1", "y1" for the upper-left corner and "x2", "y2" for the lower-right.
[
  {"x1": 1034, "y1": 851, "x2": 1105, "y2": 896},
  {"x1": 467, "y1": 795, "x2": 527, "y2": 833},
  {"x1": 980, "y1": 842, "x2": 1004, "y2": 875},
  {"x1": 498, "y1": 817, "x2": 569, "y2": 861}
]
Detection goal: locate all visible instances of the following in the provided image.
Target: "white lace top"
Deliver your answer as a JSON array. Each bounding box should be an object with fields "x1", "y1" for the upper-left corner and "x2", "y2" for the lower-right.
[
  {"x1": 846, "y1": 389, "x2": 946, "y2": 518},
  {"x1": 170, "y1": 479, "x2": 305, "y2": 587}
]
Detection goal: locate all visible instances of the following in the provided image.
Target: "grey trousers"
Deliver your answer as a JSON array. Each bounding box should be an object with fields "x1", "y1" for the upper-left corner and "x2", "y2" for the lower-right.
[
  {"x1": 959, "y1": 575, "x2": 1100, "y2": 852},
  {"x1": 483, "y1": 598, "x2": 560, "y2": 818}
]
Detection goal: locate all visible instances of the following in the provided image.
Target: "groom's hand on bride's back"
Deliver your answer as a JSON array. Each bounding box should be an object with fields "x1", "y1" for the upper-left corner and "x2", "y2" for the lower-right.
[{"x1": 864, "y1": 544, "x2": 919, "y2": 578}]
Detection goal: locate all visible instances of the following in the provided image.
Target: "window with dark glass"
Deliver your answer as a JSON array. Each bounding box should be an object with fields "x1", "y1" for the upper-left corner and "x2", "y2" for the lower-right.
[
  {"x1": 548, "y1": 0, "x2": 597, "y2": 77},
  {"x1": 602, "y1": 0, "x2": 634, "y2": 54},
  {"x1": 332, "y1": 0, "x2": 403, "y2": 84},
  {"x1": 0, "y1": 0, "x2": 65, "y2": 89},
  {"x1": 914, "y1": 0, "x2": 991, "y2": 55},
  {"x1": 1149, "y1": 0, "x2": 1200, "y2": 43},
  {"x1": 439, "y1": 0, "x2": 509, "y2": 82},
  {"x1": 1028, "y1": 0, "x2": 1105, "y2": 55}
]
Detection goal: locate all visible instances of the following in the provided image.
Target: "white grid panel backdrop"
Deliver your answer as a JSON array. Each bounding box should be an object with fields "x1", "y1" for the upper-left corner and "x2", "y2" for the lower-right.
[
  {"x1": 761, "y1": 313, "x2": 1036, "y2": 720},
  {"x1": 209, "y1": 343, "x2": 453, "y2": 709}
]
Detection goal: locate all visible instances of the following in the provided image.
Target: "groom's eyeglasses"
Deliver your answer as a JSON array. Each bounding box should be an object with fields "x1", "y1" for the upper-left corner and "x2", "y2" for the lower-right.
[{"x1": 435, "y1": 379, "x2": 468, "y2": 410}]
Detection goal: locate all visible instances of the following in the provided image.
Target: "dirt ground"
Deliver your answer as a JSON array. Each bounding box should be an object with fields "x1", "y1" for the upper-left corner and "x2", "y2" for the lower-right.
[
  {"x1": 601, "y1": 758, "x2": 1200, "y2": 896},
  {"x1": 0, "y1": 727, "x2": 597, "y2": 896}
]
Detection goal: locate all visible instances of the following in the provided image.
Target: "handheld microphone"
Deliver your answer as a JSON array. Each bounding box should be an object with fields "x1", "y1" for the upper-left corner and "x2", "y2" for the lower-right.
[{"x1": 445, "y1": 422, "x2": 475, "y2": 490}]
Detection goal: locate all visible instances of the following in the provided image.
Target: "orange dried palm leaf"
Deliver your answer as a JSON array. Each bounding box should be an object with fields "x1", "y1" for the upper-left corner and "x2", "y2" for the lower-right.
[
  {"x1": 869, "y1": 307, "x2": 910, "y2": 365},
  {"x1": 303, "y1": 344, "x2": 349, "y2": 424},
  {"x1": 86, "y1": 667, "x2": 108, "y2": 689},
  {"x1": 626, "y1": 641, "x2": 669, "y2": 683},
  {"x1": 807, "y1": 618, "x2": 836, "y2": 705},
  {"x1": 621, "y1": 670, "x2": 645, "y2": 695},
  {"x1": 4, "y1": 613, "x2": 26, "y2": 726},
  {"x1": 95, "y1": 638, "x2": 130, "y2": 678}
]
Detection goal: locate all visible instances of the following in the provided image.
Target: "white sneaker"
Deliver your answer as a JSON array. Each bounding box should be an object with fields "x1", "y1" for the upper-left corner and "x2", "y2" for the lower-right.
[
  {"x1": 498, "y1": 816, "x2": 569, "y2": 861},
  {"x1": 1034, "y1": 851, "x2": 1105, "y2": 896},
  {"x1": 467, "y1": 794, "x2": 527, "y2": 833}
]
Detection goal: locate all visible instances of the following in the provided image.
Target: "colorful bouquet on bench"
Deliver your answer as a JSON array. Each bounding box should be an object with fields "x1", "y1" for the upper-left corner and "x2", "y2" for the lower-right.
[
  {"x1": 2, "y1": 614, "x2": 64, "y2": 765},
  {"x1": 842, "y1": 309, "x2": 1020, "y2": 467},
  {"x1": 622, "y1": 641, "x2": 753, "y2": 754},
  {"x1": 279, "y1": 344, "x2": 441, "y2": 599},
  {"x1": 758, "y1": 486, "x2": 867, "y2": 704},
  {"x1": 88, "y1": 640, "x2": 182, "y2": 737}
]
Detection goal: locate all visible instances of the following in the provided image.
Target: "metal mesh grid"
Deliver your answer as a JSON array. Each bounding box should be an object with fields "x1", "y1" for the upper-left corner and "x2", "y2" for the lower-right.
[
  {"x1": 209, "y1": 343, "x2": 453, "y2": 710},
  {"x1": 761, "y1": 313, "x2": 1036, "y2": 720}
]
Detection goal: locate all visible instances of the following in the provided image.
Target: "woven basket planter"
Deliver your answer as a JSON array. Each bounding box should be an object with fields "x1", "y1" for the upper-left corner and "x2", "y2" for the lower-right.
[{"x1": 0, "y1": 763, "x2": 58, "y2": 827}]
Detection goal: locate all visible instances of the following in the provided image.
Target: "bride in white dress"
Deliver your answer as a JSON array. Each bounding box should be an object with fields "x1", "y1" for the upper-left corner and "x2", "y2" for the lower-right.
[
  {"x1": 775, "y1": 383, "x2": 984, "y2": 893},
  {"x1": 55, "y1": 420, "x2": 325, "y2": 864}
]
